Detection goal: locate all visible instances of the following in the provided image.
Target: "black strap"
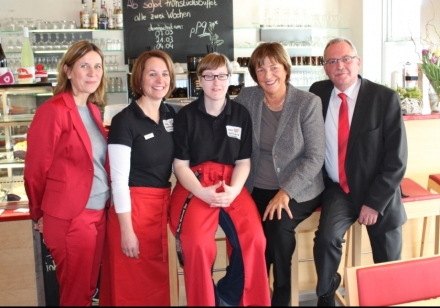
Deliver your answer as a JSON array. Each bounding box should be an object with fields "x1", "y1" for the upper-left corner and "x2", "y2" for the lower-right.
[{"x1": 175, "y1": 171, "x2": 200, "y2": 266}]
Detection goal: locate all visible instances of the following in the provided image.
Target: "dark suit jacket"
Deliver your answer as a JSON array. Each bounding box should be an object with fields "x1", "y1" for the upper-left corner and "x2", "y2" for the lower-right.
[
  {"x1": 309, "y1": 76, "x2": 408, "y2": 235},
  {"x1": 24, "y1": 92, "x2": 110, "y2": 221}
]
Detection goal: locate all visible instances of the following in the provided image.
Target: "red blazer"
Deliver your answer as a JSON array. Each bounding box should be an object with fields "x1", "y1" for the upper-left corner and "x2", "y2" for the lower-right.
[{"x1": 24, "y1": 92, "x2": 110, "y2": 221}]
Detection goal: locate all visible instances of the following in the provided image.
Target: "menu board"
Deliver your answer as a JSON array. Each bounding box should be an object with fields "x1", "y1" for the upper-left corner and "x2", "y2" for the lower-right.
[{"x1": 122, "y1": 0, "x2": 234, "y2": 63}]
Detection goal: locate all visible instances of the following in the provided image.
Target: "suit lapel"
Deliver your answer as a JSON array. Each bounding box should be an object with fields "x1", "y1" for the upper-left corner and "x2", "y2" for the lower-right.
[
  {"x1": 320, "y1": 85, "x2": 333, "y2": 119},
  {"x1": 64, "y1": 93, "x2": 94, "y2": 163},
  {"x1": 347, "y1": 78, "x2": 369, "y2": 155},
  {"x1": 251, "y1": 89, "x2": 265, "y2": 148},
  {"x1": 274, "y1": 85, "x2": 295, "y2": 144}
]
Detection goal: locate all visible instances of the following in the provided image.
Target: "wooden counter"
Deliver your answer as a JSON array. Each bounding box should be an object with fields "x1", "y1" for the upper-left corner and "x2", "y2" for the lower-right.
[
  {"x1": 0, "y1": 201, "x2": 39, "y2": 306},
  {"x1": 403, "y1": 114, "x2": 440, "y2": 187}
]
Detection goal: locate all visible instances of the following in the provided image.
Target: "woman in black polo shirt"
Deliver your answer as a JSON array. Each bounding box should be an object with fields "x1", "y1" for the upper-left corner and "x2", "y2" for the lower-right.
[
  {"x1": 99, "y1": 50, "x2": 176, "y2": 306},
  {"x1": 169, "y1": 53, "x2": 270, "y2": 306}
]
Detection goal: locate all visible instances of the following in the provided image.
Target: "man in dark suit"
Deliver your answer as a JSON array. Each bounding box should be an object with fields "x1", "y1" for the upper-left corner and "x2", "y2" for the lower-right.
[{"x1": 309, "y1": 38, "x2": 408, "y2": 306}]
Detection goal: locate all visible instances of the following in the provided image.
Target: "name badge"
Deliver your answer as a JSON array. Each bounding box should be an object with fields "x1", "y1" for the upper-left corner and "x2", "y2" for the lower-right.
[
  {"x1": 144, "y1": 133, "x2": 154, "y2": 140},
  {"x1": 226, "y1": 125, "x2": 242, "y2": 140},
  {"x1": 163, "y1": 118, "x2": 174, "y2": 132}
]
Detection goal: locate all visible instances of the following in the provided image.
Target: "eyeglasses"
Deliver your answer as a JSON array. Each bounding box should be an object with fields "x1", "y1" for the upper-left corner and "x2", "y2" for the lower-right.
[
  {"x1": 200, "y1": 74, "x2": 230, "y2": 81},
  {"x1": 322, "y1": 56, "x2": 357, "y2": 66}
]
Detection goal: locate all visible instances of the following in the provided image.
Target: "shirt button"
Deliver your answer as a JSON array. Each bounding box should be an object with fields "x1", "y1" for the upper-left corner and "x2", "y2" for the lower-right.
[
  {"x1": 274, "y1": 154, "x2": 278, "y2": 159},
  {"x1": 276, "y1": 168, "x2": 281, "y2": 173}
]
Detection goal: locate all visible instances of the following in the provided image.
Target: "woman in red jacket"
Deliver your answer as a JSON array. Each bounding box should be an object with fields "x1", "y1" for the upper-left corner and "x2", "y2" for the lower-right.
[{"x1": 24, "y1": 40, "x2": 110, "y2": 306}]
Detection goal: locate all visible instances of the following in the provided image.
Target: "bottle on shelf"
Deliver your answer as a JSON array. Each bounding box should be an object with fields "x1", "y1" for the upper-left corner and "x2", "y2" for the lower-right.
[
  {"x1": 0, "y1": 36, "x2": 8, "y2": 76},
  {"x1": 99, "y1": 0, "x2": 109, "y2": 29},
  {"x1": 90, "y1": 0, "x2": 99, "y2": 30},
  {"x1": 81, "y1": 0, "x2": 90, "y2": 29},
  {"x1": 19, "y1": 27, "x2": 35, "y2": 84},
  {"x1": 108, "y1": 9, "x2": 114, "y2": 30},
  {"x1": 114, "y1": 0, "x2": 123, "y2": 30}
]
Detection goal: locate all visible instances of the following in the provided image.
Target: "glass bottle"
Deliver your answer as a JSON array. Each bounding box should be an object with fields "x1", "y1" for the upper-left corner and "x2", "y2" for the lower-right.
[
  {"x1": 20, "y1": 27, "x2": 35, "y2": 84},
  {"x1": 90, "y1": 0, "x2": 99, "y2": 30},
  {"x1": 99, "y1": 0, "x2": 108, "y2": 29},
  {"x1": 114, "y1": 0, "x2": 123, "y2": 30},
  {"x1": 81, "y1": 0, "x2": 90, "y2": 29},
  {"x1": 108, "y1": 10, "x2": 114, "y2": 30}
]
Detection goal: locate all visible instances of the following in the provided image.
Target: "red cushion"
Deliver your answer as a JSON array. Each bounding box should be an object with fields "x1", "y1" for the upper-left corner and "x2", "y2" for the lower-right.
[
  {"x1": 401, "y1": 178, "x2": 440, "y2": 202},
  {"x1": 357, "y1": 256, "x2": 440, "y2": 306},
  {"x1": 429, "y1": 174, "x2": 440, "y2": 184}
]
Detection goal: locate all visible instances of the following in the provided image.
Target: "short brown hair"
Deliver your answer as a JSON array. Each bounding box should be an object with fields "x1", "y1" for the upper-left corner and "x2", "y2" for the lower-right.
[
  {"x1": 54, "y1": 40, "x2": 107, "y2": 105},
  {"x1": 248, "y1": 42, "x2": 292, "y2": 85},
  {"x1": 130, "y1": 50, "x2": 176, "y2": 98},
  {"x1": 196, "y1": 52, "x2": 232, "y2": 76}
]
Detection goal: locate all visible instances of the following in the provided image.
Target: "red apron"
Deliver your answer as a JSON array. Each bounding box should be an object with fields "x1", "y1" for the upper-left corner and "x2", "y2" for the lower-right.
[
  {"x1": 99, "y1": 187, "x2": 171, "y2": 306},
  {"x1": 169, "y1": 162, "x2": 270, "y2": 306}
]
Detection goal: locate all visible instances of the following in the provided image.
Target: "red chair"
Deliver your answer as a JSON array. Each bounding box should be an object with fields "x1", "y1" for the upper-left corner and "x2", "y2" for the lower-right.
[
  {"x1": 345, "y1": 255, "x2": 440, "y2": 306},
  {"x1": 401, "y1": 178, "x2": 440, "y2": 256}
]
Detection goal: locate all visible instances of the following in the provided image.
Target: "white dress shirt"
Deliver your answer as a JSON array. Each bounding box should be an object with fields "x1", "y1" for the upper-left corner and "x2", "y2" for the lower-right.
[{"x1": 325, "y1": 78, "x2": 361, "y2": 183}]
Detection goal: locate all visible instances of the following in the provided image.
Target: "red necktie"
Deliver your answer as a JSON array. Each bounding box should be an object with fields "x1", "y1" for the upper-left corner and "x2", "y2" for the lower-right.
[{"x1": 338, "y1": 93, "x2": 350, "y2": 194}]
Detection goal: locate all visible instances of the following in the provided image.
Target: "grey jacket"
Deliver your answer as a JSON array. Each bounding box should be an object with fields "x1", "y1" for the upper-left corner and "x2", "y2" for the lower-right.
[{"x1": 234, "y1": 83, "x2": 325, "y2": 202}]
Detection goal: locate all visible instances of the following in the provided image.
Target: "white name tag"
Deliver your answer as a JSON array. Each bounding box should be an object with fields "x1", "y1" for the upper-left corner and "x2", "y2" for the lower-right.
[
  {"x1": 226, "y1": 125, "x2": 242, "y2": 140},
  {"x1": 163, "y1": 118, "x2": 174, "y2": 132},
  {"x1": 144, "y1": 133, "x2": 154, "y2": 140}
]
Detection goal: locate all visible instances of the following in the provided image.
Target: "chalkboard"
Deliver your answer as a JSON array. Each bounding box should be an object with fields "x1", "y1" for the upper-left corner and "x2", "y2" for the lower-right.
[{"x1": 122, "y1": 0, "x2": 234, "y2": 63}]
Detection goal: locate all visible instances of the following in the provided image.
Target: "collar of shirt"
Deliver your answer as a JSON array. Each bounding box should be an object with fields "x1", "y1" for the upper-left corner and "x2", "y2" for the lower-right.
[
  {"x1": 131, "y1": 99, "x2": 171, "y2": 119},
  {"x1": 196, "y1": 93, "x2": 232, "y2": 117},
  {"x1": 330, "y1": 77, "x2": 362, "y2": 125}
]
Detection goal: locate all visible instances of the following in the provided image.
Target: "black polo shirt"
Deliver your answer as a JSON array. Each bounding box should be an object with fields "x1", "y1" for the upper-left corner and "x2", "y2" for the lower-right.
[
  {"x1": 173, "y1": 95, "x2": 252, "y2": 167},
  {"x1": 108, "y1": 101, "x2": 175, "y2": 188}
]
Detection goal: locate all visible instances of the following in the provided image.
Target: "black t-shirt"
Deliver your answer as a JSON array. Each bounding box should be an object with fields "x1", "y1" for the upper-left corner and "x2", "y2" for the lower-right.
[
  {"x1": 108, "y1": 101, "x2": 175, "y2": 188},
  {"x1": 173, "y1": 95, "x2": 252, "y2": 167}
]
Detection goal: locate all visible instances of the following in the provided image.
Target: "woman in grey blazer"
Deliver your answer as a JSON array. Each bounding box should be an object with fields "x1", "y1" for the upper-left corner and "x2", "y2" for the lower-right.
[{"x1": 234, "y1": 42, "x2": 325, "y2": 306}]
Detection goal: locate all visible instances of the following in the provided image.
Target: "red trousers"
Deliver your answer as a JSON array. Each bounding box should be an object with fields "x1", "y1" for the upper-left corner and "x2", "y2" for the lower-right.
[
  {"x1": 99, "y1": 187, "x2": 171, "y2": 306},
  {"x1": 169, "y1": 162, "x2": 271, "y2": 306},
  {"x1": 43, "y1": 208, "x2": 106, "y2": 306}
]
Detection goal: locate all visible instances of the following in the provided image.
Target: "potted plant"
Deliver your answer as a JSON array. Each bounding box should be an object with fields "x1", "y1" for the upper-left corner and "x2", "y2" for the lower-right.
[{"x1": 395, "y1": 86, "x2": 423, "y2": 114}]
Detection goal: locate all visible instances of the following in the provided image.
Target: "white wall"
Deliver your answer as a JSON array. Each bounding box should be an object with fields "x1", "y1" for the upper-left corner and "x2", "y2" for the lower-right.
[{"x1": 1, "y1": 0, "x2": 436, "y2": 88}]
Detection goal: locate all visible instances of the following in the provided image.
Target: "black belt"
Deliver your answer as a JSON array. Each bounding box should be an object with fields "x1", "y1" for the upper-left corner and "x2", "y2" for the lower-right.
[{"x1": 175, "y1": 171, "x2": 200, "y2": 266}]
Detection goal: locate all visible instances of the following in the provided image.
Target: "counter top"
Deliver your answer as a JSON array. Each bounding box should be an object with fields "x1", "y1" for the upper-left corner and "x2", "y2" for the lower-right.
[
  {"x1": 0, "y1": 82, "x2": 53, "y2": 89},
  {"x1": 0, "y1": 201, "x2": 31, "y2": 222},
  {"x1": 403, "y1": 113, "x2": 440, "y2": 121}
]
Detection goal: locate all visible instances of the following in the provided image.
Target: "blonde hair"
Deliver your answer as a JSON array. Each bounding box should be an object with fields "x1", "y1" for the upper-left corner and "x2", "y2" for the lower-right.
[
  {"x1": 197, "y1": 52, "x2": 232, "y2": 76},
  {"x1": 53, "y1": 40, "x2": 107, "y2": 106}
]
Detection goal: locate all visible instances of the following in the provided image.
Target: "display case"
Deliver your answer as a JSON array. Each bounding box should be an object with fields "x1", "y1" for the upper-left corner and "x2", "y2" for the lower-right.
[
  {"x1": 233, "y1": 26, "x2": 350, "y2": 90},
  {"x1": 1, "y1": 29, "x2": 128, "y2": 105},
  {"x1": 0, "y1": 83, "x2": 53, "y2": 203}
]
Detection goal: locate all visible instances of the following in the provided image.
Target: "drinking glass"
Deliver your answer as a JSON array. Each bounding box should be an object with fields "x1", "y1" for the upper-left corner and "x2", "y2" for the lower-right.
[
  {"x1": 60, "y1": 20, "x2": 68, "y2": 30},
  {"x1": 108, "y1": 77, "x2": 115, "y2": 92},
  {"x1": 112, "y1": 55, "x2": 119, "y2": 71},
  {"x1": 105, "y1": 56, "x2": 112, "y2": 71},
  {"x1": 68, "y1": 33, "x2": 75, "y2": 47},
  {"x1": 52, "y1": 21, "x2": 60, "y2": 30},
  {"x1": 43, "y1": 21, "x2": 52, "y2": 30},
  {"x1": 4, "y1": 10, "x2": 16, "y2": 31},
  {"x1": 44, "y1": 33, "x2": 53, "y2": 51},
  {"x1": 37, "y1": 33, "x2": 46, "y2": 51},
  {"x1": 14, "y1": 34, "x2": 22, "y2": 52},
  {"x1": 26, "y1": 19, "x2": 35, "y2": 30},
  {"x1": 68, "y1": 21, "x2": 77, "y2": 29},
  {"x1": 16, "y1": 19, "x2": 26, "y2": 31},
  {"x1": 114, "y1": 77, "x2": 123, "y2": 91},
  {"x1": 53, "y1": 33, "x2": 61, "y2": 50},
  {"x1": 61, "y1": 33, "x2": 69, "y2": 50}
]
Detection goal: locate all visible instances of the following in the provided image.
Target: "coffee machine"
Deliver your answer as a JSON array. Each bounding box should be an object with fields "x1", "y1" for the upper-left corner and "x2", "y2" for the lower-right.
[{"x1": 187, "y1": 54, "x2": 206, "y2": 98}]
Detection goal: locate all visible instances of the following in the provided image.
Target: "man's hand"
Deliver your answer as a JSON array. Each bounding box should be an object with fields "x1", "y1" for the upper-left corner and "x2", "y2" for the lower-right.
[{"x1": 358, "y1": 205, "x2": 379, "y2": 225}]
